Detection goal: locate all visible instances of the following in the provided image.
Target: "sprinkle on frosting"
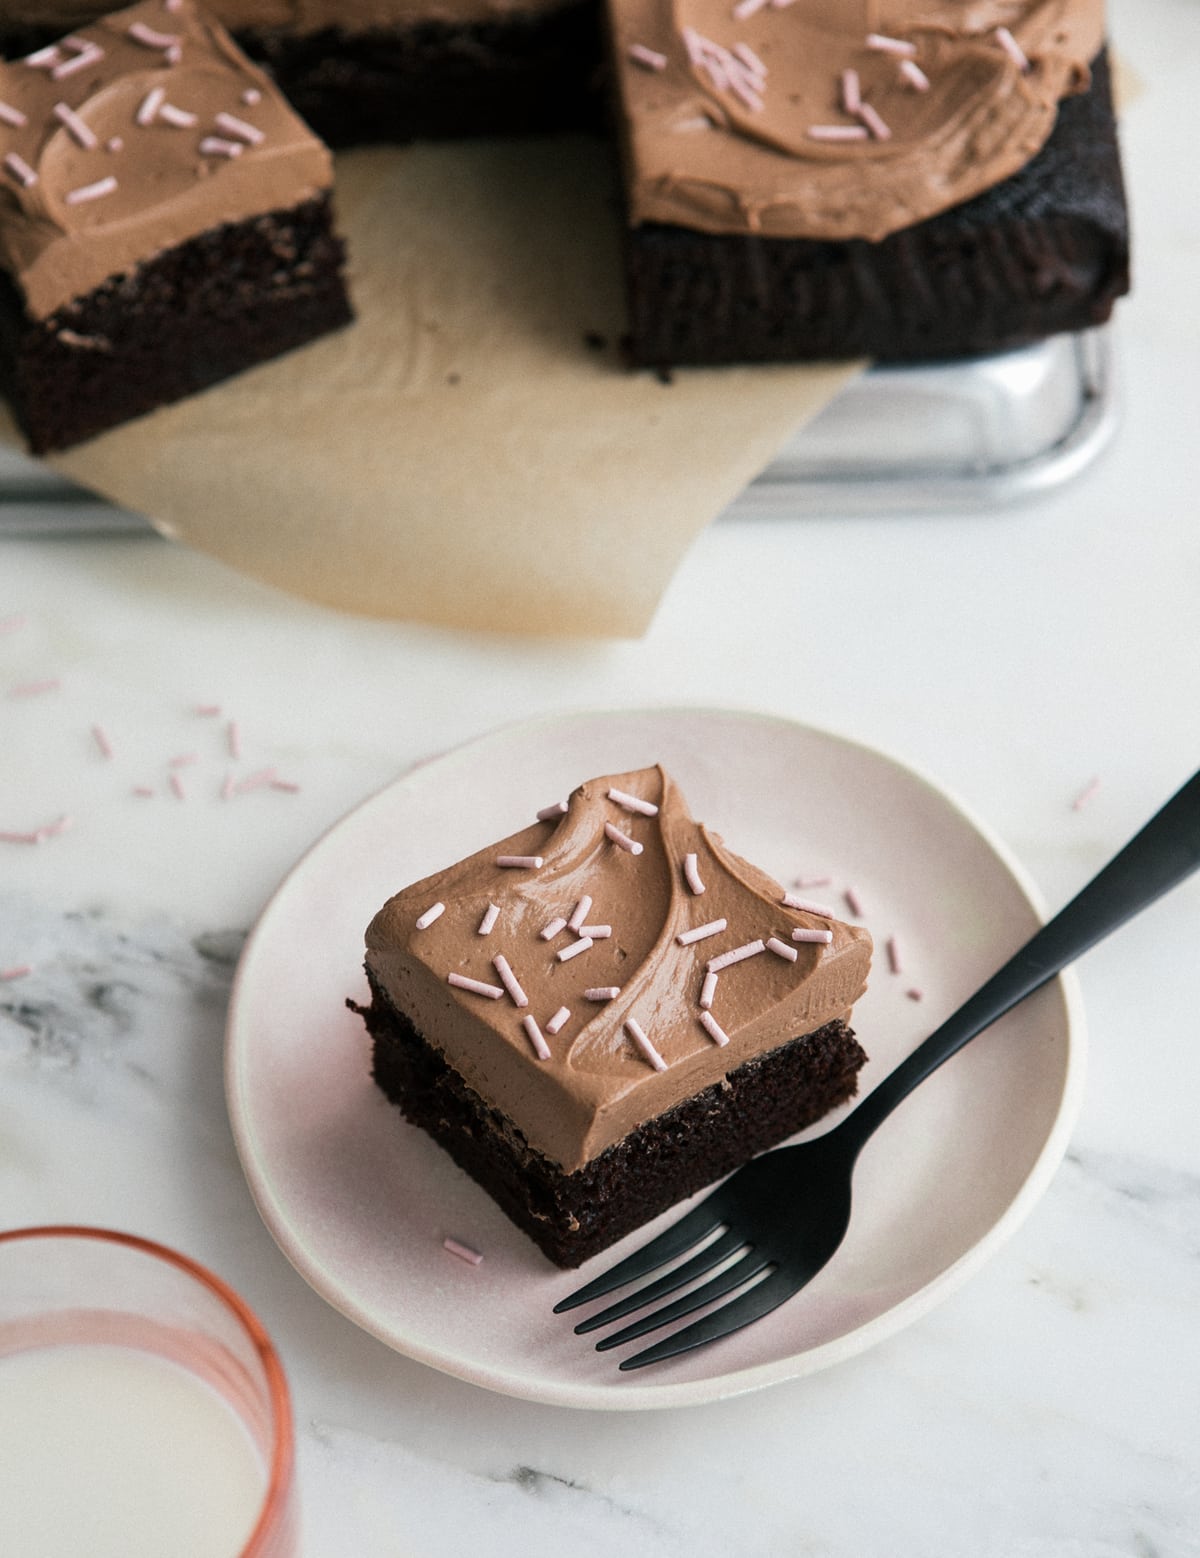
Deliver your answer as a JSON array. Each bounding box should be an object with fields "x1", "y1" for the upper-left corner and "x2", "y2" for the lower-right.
[
  {"x1": 676, "y1": 917, "x2": 728, "y2": 946},
  {"x1": 442, "y1": 1236, "x2": 483, "y2": 1266},
  {"x1": 584, "y1": 986, "x2": 621, "y2": 1001},
  {"x1": 214, "y1": 111, "x2": 264, "y2": 146},
  {"x1": 64, "y1": 176, "x2": 119, "y2": 206},
  {"x1": 706, "y1": 939, "x2": 766, "y2": 973},
  {"x1": 899, "y1": 59, "x2": 931, "y2": 91},
  {"x1": 604, "y1": 822, "x2": 643, "y2": 855},
  {"x1": 52, "y1": 102, "x2": 97, "y2": 149},
  {"x1": 683, "y1": 853, "x2": 705, "y2": 894},
  {"x1": 699, "y1": 970, "x2": 718, "y2": 1009},
  {"x1": 415, "y1": 902, "x2": 445, "y2": 930},
  {"x1": 447, "y1": 972, "x2": 505, "y2": 1000},
  {"x1": 807, "y1": 125, "x2": 869, "y2": 142},
  {"x1": 545, "y1": 1006, "x2": 571, "y2": 1035},
  {"x1": 496, "y1": 854, "x2": 544, "y2": 869},
  {"x1": 198, "y1": 136, "x2": 243, "y2": 158},
  {"x1": 607, "y1": 786, "x2": 659, "y2": 816},
  {"x1": 0, "y1": 101, "x2": 27, "y2": 128},
  {"x1": 4, "y1": 152, "x2": 38, "y2": 187},
  {"x1": 522, "y1": 1013, "x2": 551, "y2": 1060},
  {"x1": 865, "y1": 32, "x2": 917, "y2": 56},
  {"x1": 856, "y1": 103, "x2": 892, "y2": 142},
  {"x1": 629, "y1": 43, "x2": 668, "y2": 71},
  {"x1": 492, "y1": 954, "x2": 529, "y2": 1007},
  {"x1": 792, "y1": 926, "x2": 833, "y2": 944},
  {"x1": 557, "y1": 936, "x2": 594, "y2": 962},
  {"x1": 567, "y1": 895, "x2": 592, "y2": 932},
  {"x1": 477, "y1": 903, "x2": 500, "y2": 936},
  {"x1": 699, "y1": 1010, "x2": 730, "y2": 1047},
  {"x1": 537, "y1": 800, "x2": 568, "y2": 821},
  {"x1": 578, "y1": 924, "x2": 612, "y2": 939},
  {"x1": 783, "y1": 893, "x2": 835, "y2": 918},
  {"x1": 539, "y1": 916, "x2": 568, "y2": 940},
  {"x1": 625, "y1": 1017, "x2": 667, "y2": 1071},
  {"x1": 766, "y1": 936, "x2": 799, "y2": 962},
  {"x1": 994, "y1": 26, "x2": 1031, "y2": 72}
]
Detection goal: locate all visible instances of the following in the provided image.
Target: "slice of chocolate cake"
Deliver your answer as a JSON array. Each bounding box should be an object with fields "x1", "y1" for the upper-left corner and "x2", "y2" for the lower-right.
[
  {"x1": 610, "y1": 2, "x2": 1129, "y2": 364},
  {"x1": 0, "y1": 0, "x2": 352, "y2": 453},
  {"x1": 352, "y1": 766, "x2": 872, "y2": 1267}
]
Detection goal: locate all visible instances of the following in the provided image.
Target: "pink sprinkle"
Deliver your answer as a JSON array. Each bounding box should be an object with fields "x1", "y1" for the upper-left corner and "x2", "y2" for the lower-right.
[
  {"x1": 900, "y1": 58, "x2": 930, "y2": 90},
  {"x1": 53, "y1": 102, "x2": 97, "y2": 148},
  {"x1": 0, "y1": 830, "x2": 39, "y2": 844},
  {"x1": 233, "y1": 766, "x2": 276, "y2": 794},
  {"x1": 545, "y1": 1006, "x2": 571, "y2": 1035},
  {"x1": 106, "y1": 136, "x2": 123, "y2": 152},
  {"x1": 792, "y1": 927, "x2": 833, "y2": 945},
  {"x1": 733, "y1": 42, "x2": 767, "y2": 79},
  {"x1": 540, "y1": 917, "x2": 568, "y2": 941},
  {"x1": 442, "y1": 1236, "x2": 483, "y2": 1266},
  {"x1": 844, "y1": 886, "x2": 866, "y2": 917},
  {"x1": 584, "y1": 987, "x2": 621, "y2": 1001},
  {"x1": 699, "y1": 1009, "x2": 729, "y2": 1047},
  {"x1": 866, "y1": 32, "x2": 916, "y2": 56},
  {"x1": 269, "y1": 778, "x2": 300, "y2": 794},
  {"x1": 64, "y1": 176, "x2": 118, "y2": 206},
  {"x1": 91, "y1": 724, "x2": 114, "y2": 759},
  {"x1": 856, "y1": 102, "x2": 892, "y2": 141},
  {"x1": 227, "y1": 720, "x2": 241, "y2": 758},
  {"x1": 887, "y1": 935, "x2": 903, "y2": 974},
  {"x1": 477, "y1": 903, "x2": 500, "y2": 935},
  {"x1": 1072, "y1": 776, "x2": 1101, "y2": 812},
  {"x1": 782, "y1": 893, "x2": 834, "y2": 917},
  {"x1": 841, "y1": 67, "x2": 861, "y2": 114},
  {"x1": 128, "y1": 21, "x2": 180, "y2": 50},
  {"x1": 39, "y1": 814, "x2": 72, "y2": 840},
  {"x1": 415, "y1": 902, "x2": 445, "y2": 930},
  {"x1": 52, "y1": 38, "x2": 105, "y2": 79},
  {"x1": 493, "y1": 954, "x2": 528, "y2": 1008},
  {"x1": 607, "y1": 786, "x2": 659, "y2": 817},
  {"x1": 447, "y1": 972, "x2": 504, "y2": 999},
  {"x1": 676, "y1": 918, "x2": 728, "y2": 947},
  {"x1": 766, "y1": 936, "x2": 798, "y2": 962},
  {"x1": 132, "y1": 786, "x2": 155, "y2": 798},
  {"x1": 241, "y1": 87, "x2": 262, "y2": 105},
  {"x1": 0, "y1": 101, "x2": 27, "y2": 128},
  {"x1": 158, "y1": 103, "x2": 198, "y2": 127},
  {"x1": 496, "y1": 854, "x2": 543, "y2": 869},
  {"x1": 628, "y1": 43, "x2": 668, "y2": 72},
  {"x1": 906, "y1": 987, "x2": 924, "y2": 1002},
  {"x1": 732, "y1": 0, "x2": 767, "y2": 18},
  {"x1": 807, "y1": 124, "x2": 869, "y2": 142},
  {"x1": 683, "y1": 853, "x2": 706, "y2": 894},
  {"x1": 700, "y1": 970, "x2": 718, "y2": 1009},
  {"x1": 994, "y1": 26, "x2": 1030, "y2": 72},
  {"x1": 0, "y1": 965, "x2": 32, "y2": 982},
  {"x1": 726, "y1": 73, "x2": 764, "y2": 111},
  {"x1": 24, "y1": 44, "x2": 60, "y2": 68},
  {"x1": 0, "y1": 614, "x2": 28, "y2": 633},
  {"x1": 793, "y1": 874, "x2": 832, "y2": 888},
  {"x1": 193, "y1": 703, "x2": 221, "y2": 716},
  {"x1": 220, "y1": 773, "x2": 236, "y2": 801},
  {"x1": 707, "y1": 939, "x2": 765, "y2": 973},
  {"x1": 199, "y1": 138, "x2": 244, "y2": 159},
  {"x1": 214, "y1": 112, "x2": 265, "y2": 146},
  {"x1": 169, "y1": 772, "x2": 186, "y2": 801},
  {"x1": 537, "y1": 800, "x2": 568, "y2": 821},
  {"x1": 522, "y1": 1013, "x2": 551, "y2": 1060},
  {"x1": 557, "y1": 936, "x2": 594, "y2": 963},
  {"x1": 136, "y1": 86, "x2": 166, "y2": 125},
  {"x1": 604, "y1": 822, "x2": 643, "y2": 855},
  {"x1": 567, "y1": 895, "x2": 593, "y2": 932},
  {"x1": 578, "y1": 924, "x2": 612, "y2": 939},
  {"x1": 10, "y1": 678, "x2": 60, "y2": 697},
  {"x1": 625, "y1": 1017, "x2": 667, "y2": 1071},
  {"x1": 169, "y1": 752, "x2": 199, "y2": 768}
]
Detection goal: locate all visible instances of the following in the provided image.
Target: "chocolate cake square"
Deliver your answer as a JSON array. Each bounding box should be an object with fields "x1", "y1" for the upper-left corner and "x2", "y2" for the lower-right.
[
  {"x1": 0, "y1": 0, "x2": 352, "y2": 453},
  {"x1": 352, "y1": 767, "x2": 871, "y2": 1267},
  {"x1": 610, "y1": 6, "x2": 1130, "y2": 365}
]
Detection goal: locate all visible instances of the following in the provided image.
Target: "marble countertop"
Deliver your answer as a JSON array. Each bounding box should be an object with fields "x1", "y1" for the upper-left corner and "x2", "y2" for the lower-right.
[{"x1": 3, "y1": 0, "x2": 1199, "y2": 1550}]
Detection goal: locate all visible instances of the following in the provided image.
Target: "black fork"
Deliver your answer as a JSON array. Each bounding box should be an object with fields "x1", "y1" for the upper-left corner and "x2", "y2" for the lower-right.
[{"x1": 555, "y1": 766, "x2": 1200, "y2": 1370}]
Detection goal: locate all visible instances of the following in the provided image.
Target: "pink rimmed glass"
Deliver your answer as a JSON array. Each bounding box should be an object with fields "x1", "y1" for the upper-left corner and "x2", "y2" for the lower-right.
[{"x1": 0, "y1": 1226, "x2": 297, "y2": 1558}]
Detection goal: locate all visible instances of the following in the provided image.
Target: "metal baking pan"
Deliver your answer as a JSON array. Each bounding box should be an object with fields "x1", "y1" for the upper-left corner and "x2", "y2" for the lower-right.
[{"x1": 0, "y1": 328, "x2": 1115, "y2": 536}]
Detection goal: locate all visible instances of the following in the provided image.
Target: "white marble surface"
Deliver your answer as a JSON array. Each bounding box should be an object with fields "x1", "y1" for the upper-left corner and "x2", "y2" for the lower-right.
[{"x1": 3, "y1": 0, "x2": 1200, "y2": 1550}]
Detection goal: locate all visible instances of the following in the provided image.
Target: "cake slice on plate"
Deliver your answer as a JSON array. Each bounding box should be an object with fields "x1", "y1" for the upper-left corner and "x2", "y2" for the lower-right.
[
  {"x1": 354, "y1": 765, "x2": 872, "y2": 1267},
  {"x1": 0, "y1": 0, "x2": 352, "y2": 453}
]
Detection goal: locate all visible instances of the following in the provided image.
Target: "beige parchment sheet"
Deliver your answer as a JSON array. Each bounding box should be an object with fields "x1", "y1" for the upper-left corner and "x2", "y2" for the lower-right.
[{"x1": 40, "y1": 135, "x2": 861, "y2": 638}]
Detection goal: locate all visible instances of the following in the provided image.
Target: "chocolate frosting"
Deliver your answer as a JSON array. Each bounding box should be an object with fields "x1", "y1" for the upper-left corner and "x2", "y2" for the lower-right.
[
  {"x1": 365, "y1": 766, "x2": 872, "y2": 1173},
  {"x1": 0, "y1": 0, "x2": 334, "y2": 318},
  {"x1": 610, "y1": 0, "x2": 1105, "y2": 240}
]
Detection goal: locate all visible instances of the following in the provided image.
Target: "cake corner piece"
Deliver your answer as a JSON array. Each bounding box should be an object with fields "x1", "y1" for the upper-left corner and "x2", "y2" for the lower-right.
[
  {"x1": 355, "y1": 764, "x2": 873, "y2": 1267},
  {"x1": 0, "y1": 0, "x2": 353, "y2": 455}
]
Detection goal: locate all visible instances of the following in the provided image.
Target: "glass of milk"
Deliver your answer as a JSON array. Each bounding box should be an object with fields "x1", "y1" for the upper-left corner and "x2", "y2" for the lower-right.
[{"x1": 0, "y1": 1225, "x2": 297, "y2": 1558}]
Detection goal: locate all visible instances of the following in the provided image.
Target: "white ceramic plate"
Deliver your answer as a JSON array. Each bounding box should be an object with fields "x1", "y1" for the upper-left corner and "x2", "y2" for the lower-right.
[{"x1": 225, "y1": 709, "x2": 1085, "y2": 1410}]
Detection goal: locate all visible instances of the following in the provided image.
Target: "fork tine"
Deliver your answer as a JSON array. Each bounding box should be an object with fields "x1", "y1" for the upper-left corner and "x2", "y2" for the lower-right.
[
  {"x1": 594, "y1": 1248, "x2": 772, "y2": 1351},
  {"x1": 572, "y1": 1228, "x2": 746, "y2": 1334},
  {"x1": 552, "y1": 1198, "x2": 729, "y2": 1314},
  {"x1": 617, "y1": 1266, "x2": 798, "y2": 1371}
]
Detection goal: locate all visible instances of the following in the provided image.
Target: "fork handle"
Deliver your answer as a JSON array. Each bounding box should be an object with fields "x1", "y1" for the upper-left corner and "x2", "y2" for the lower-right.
[{"x1": 840, "y1": 766, "x2": 1200, "y2": 1152}]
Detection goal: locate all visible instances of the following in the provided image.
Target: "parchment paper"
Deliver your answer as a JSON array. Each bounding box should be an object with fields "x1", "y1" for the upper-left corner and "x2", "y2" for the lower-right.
[{"x1": 38, "y1": 136, "x2": 861, "y2": 637}]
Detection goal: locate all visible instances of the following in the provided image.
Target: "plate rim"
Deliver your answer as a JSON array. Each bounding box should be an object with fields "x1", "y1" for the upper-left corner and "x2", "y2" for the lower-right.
[{"x1": 225, "y1": 705, "x2": 1087, "y2": 1411}]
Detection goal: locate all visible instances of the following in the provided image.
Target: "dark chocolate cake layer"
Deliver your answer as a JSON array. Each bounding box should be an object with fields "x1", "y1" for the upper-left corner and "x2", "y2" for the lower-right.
[
  {"x1": 622, "y1": 50, "x2": 1129, "y2": 367},
  {"x1": 0, "y1": 195, "x2": 351, "y2": 455},
  {"x1": 355, "y1": 970, "x2": 867, "y2": 1269}
]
